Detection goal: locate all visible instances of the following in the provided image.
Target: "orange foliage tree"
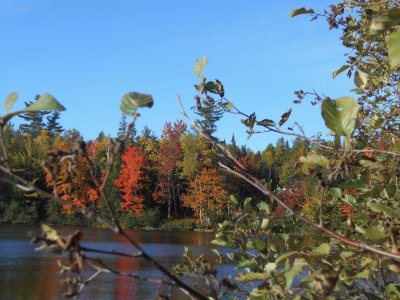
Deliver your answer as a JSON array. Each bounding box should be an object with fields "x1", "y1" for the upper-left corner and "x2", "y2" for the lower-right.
[
  {"x1": 45, "y1": 134, "x2": 98, "y2": 214},
  {"x1": 114, "y1": 145, "x2": 145, "y2": 214},
  {"x1": 182, "y1": 167, "x2": 228, "y2": 223}
]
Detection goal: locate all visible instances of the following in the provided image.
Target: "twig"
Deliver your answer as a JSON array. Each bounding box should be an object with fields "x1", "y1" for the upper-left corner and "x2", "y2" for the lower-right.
[
  {"x1": 177, "y1": 94, "x2": 400, "y2": 262},
  {"x1": 80, "y1": 246, "x2": 143, "y2": 258},
  {"x1": 0, "y1": 118, "x2": 208, "y2": 300},
  {"x1": 222, "y1": 96, "x2": 399, "y2": 157}
]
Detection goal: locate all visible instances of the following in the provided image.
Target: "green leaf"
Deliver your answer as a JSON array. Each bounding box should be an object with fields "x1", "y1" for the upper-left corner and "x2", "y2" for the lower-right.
[
  {"x1": 368, "y1": 203, "x2": 396, "y2": 218},
  {"x1": 261, "y1": 218, "x2": 269, "y2": 229},
  {"x1": 285, "y1": 258, "x2": 306, "y2": 290},
  {"x1": 194, "y1": 56, "x2": 207, "y2": 77},
  {"x1": 120, "y1": 92, "x2": 153, "y2": 116},
  {"x1": 211, "y1": 238, "x2": 229, "y2": 247},
  {"x1": 386, "y1": 29, "x2": 400, "y2": 68},
  {"x1": 257, "y1": 201, "x2": 270, "y2": 215},
  {"x1": 211, "y1": 249, "x2": 222, "y2": 260},
  {"x1": 3, "y1": 94, "x2": 66, "y2": 124},
  {"x1": 354, "y1": 269, "x2": 369, "y2": 279},
  {"x1": 264, "y1": 262, "x2": 276, "y2": 273},
  {"x1": 321, "y1": 97, "x2": 358, "y2": 139},
  {"x1": 355, "y1": 225, "x2": 366, "y2": 234},
  {"x1": 344, "y1": 194, "x2": 356, "y2": 206},
  {"x1": 386, "y1": 283, "x2": 400, "y2": 297},
  {"x1": 3, "y1": 93, "x2": 18, "y2": 113},
  {"x1": 290, "y1": 7, "x2": 314, "y2": 18},
  {"x1": 243, "y1": 197, "x2": 252, "y2": 213},
  {"x1": 229, "y1": 194, "x2": 238, "y2": 206},
  {"x1": 258, "y1": 119, "x2": 275, "y2": 128},
  {"x1": 299, "y1": 153, "x2": 329, "y2": 169},
  {"x1": 276, "y1": 251, "x2": 298, "y2": 264},
  {"x1": 359, "y1": 159, "x2": 383, "y2": 170},
  {"x1": 340, "y1": 251, "x2": 354, "y2": 259},
  {"x1": 41, "y1": 224, "x2": 60, "y2": 241},
  {"x1": 224, "y1": 101, "x2": 234, "y2": 111},
  {"x1": 249, "y1": 288, "x2": 273, "y2": 300},
  {"x1": 311, "y1": 243, "x2": 330, "y2": 256},
  {"x1": 204, "y1": 81, "x2": 219, "y2": 94},
  {"x1": 332, "y1": 65, "x2": 349, "y2": 79},
  {"x1": 229, "y1": 195, "x2": 239, "y2": 206},
  {"x1": 369, "y1": 7, "x2": 400, "y2": 36},
  {"x1": 235, "y1": 258, "x2": 257, "y2": 270},
  {"x1": 354, "y1": 69, "x2": 368, "y2": 88},
  {"x1": 215, "y1": 79, "x2": 224, "y2": 97},
  {"x1": 236, "y1": 272, "x2": 268, "y2": 282},
  {"x1": 329, "y1": 187, "x2": 342, "y2": 198},
  {"x1": 26, "y1": 93, "x2": 65, "y2": 112},
  {"x1": 204, "y1": 80, "x2": 224, "y2": 97},
  {"x1": 364, "y1": 226, "x2": 387, "y2": 240},
  {"x1": 247, "y1": 239, "x2": 267, "y2": 250}
]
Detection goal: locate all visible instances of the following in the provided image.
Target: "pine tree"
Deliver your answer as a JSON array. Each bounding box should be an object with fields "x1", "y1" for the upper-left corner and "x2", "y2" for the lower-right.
[
  {"x1": 19, "y1": 99, "x2": 50, "y2": 138},
  {"x1": 117, "y1": 114, "x2": 137, "y2": 145},
  {"x1": 194, "y1": 95, "x2": 223, "y2": 136},
  {"x1": 46, "y1": 111, "x2": 64, "y2": 139}
]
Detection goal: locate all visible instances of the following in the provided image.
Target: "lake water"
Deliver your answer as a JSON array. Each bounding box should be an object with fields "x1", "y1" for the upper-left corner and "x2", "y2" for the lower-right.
[{"x1": 0, "y1": 224, "x2": 218, "y2": 300}]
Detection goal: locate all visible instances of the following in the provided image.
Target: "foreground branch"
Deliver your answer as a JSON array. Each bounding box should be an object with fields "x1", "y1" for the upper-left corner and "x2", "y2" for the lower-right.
[{"x1": 178, "y1": 94, "x2": 400, "y2": 262}]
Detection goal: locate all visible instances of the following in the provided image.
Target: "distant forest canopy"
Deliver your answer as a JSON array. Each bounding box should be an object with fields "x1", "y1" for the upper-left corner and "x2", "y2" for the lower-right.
[{"x1": 0, "y1": 101, "x2": 322, "y2": 227}]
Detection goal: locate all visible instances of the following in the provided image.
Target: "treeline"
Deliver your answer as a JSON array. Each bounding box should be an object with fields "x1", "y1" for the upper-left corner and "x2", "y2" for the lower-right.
[{"x1": 0, "y1": 100, "x2": 319, "y2": 229}]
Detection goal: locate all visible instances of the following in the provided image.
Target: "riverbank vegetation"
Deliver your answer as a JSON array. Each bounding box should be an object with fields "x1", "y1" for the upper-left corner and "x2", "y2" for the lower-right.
[
  {"x1": 1, "y1": 1, "x2": 400, "y2": 299},
  {"x1": 0, "y1": 98, "x2": 313, "y2": 230}
]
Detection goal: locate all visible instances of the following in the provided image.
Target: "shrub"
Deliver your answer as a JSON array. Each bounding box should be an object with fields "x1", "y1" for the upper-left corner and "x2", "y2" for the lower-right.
[
  {"x1": 160, "y1": 219, "x2": 196, "y2": 231},
  {"x1": 120, "y1": 208, "x2": 162, "y2": 229}
]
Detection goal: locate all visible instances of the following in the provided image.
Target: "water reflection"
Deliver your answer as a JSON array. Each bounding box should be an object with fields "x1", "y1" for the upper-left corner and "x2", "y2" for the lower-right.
[
  {"x1": 0, "y1": 225, "x2": 216, "y2": 300},
  {"x1": 115, "y1": 255, "x2": 138, "y2": 299}
]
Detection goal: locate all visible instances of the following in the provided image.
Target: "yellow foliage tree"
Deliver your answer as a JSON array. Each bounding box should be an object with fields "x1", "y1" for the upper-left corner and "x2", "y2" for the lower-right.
[{"x1": 182, "y1": 167, "x2": 227, "y2": 223}]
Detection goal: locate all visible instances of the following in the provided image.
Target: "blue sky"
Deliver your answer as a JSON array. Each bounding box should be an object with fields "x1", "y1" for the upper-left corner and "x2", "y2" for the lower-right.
[{"x1": 1, "y1": 0, "x2": 354, "y2": 151}]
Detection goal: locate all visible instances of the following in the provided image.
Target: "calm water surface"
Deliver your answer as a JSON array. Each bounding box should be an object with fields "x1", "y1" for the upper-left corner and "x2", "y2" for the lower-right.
[{"x1": 0, "y1": 224, "x2": 218, "y2": 300}]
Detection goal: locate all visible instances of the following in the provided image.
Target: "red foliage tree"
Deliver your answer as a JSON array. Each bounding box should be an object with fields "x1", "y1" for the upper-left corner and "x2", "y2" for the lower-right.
[
  {"x1": 115, "y1": 146, "x2": 145, "y2": 214},
  {"x1": 153, "y1": 120, "x2": 186, "y2": 218}
]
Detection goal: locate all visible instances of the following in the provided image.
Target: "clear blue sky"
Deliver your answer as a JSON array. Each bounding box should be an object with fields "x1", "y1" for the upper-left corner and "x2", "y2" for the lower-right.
[{"x1": 1, "y1": 0, "x2": 354, "y2": 151}]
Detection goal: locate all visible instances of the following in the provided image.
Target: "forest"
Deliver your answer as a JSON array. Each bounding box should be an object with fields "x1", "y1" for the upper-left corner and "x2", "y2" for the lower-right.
[
  {"x1": 1, "y1": 1, "x2": 400, "y2": 299},
  {"x1": 0, "y1": 100, "x2": 311, "y2": 230}
]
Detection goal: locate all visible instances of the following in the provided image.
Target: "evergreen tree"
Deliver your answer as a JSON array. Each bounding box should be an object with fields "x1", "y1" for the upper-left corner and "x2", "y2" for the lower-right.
[
  {"x1": 117, "y1": 114, "x2": 137, "y2": 144},
  {"x1": 46, "y1": 111, "x2": 64, "y2": 139},
  {"x1": 19, "y1": 98, "x2": 49, "y2": 138},
  {"x1": 117, "y1": 114, "x2": 128, "y2": 138},
  {"x1": 194, "y1": 95, "x2": 223, "y2": 136}
]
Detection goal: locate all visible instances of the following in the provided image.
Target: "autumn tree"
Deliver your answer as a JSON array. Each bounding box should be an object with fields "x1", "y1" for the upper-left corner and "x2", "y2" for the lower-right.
[
  {"x1": 45, "y1": 132, "x2": 98, "y2": 214},
  {"x1": 115, "y1": 145, "x2": 145, "y2": 214},
  {"x1": 153, "y1": 120, "x2": 186, "y2": 218},
  {"x1": 182, "y1": 167, "x2": 228, "y2": 224},
  {"x1": 138, "y1": 126, "x2": 159, "y2": 208},
  {"x1": 178, "y1": 132, "x2": 213, "y2": 181}
]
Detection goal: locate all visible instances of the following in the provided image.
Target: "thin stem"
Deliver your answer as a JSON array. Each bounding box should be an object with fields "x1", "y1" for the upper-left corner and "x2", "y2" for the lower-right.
[
  {"x1": 0, "y1": 120, "x2": 208, "y2": 300},
  {"x1": 80, "y1": 246, "x2": 143, "y2": 258},
  {"x1": 0, "y1": 126, "x2": 9, "y2": 165},
  {"x1": 178, "y1": 94, "x2": 400, "y2": 262},
  {"x1": 86, "y1": 258, "x2": 200, "y2": 300}
]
